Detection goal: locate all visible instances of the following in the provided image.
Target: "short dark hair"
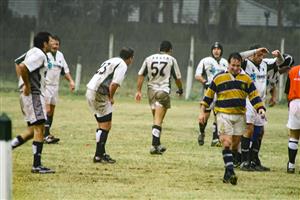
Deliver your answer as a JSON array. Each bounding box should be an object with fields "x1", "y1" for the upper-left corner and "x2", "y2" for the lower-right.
[
  {"x1": 34, "y1": 32, "x2": 52, "y2": 49},
  {"x1": 228, "y1": 52, "x2": 242, "y2": 63},
  {"x1": 160, "y1": 40, "x2": 172, "y2": 52},
  {"x1": 119, "y1": 47, "x2": 134, "y2": 60},
  {"x1": 52, "y1": 35, "x2": 61, "y2": 43},
  {"x1": 249, "y1": 44, "x2": 262, "y2": 50}
]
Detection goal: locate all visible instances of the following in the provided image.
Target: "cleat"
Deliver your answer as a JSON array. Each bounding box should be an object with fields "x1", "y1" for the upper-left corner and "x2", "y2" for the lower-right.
[
  {"x1": 251, "y1": 161, "x2": 270, "y2": 172},
  {"x1": 287, "y1": 162, "x2": 295, "y2": 174},
  {"x1": 93, "y1": 154, "x2": 116, "y2": 164},
  {"x1": 31, "y1": 166, "x2": 55, "y2": 174},
  {"x1": 44, "y1": 135, "x2": 60, "y2": 144},
  {"x1": 240, "y1": 161, "x2": 254, "y2": 171},
  {"x1": 211, "y1": 139, "x2": 222, "y2": 147},
  {"x1": 150, "y1": 145, "x2": 167, "y2": 155},
  {"x1": 198, "y1": 133, "x2": 205, "y2": 146},
  {"x1": 223, "y1": 170, "x2": 238, "y2": 185}
]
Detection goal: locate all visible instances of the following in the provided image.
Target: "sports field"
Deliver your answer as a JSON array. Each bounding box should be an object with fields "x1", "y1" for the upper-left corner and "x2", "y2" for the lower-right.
[{"x1": 1, "y1": 89, "x2": 300, "y2": 200}]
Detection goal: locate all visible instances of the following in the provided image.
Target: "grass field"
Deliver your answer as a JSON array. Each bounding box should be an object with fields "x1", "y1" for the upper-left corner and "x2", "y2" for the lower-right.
[{"x1": 1, "y1": 89, "x2": 300, "y2": 200}]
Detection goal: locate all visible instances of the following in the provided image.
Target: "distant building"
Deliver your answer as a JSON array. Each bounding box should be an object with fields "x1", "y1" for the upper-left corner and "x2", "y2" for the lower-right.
[{"x1": 8, "y1": 0, "x2": 38, "y2": 18}]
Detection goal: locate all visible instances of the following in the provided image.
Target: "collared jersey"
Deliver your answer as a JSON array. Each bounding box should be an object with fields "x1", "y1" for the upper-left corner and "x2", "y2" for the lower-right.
[
  {"x1": 87, "y1": 57, "x2": 127, "y2": 94},
  {"x1": 285, "y1": 65, "x2": 300, "y2": 101},
  {"x1": 201, "y1": 71, "x2": 264, "y2": 114},
  {"x1": 45, "y1": 51, "x2": 70, "y2": 86},
  {"x1": 15, "y1": 47, "x2": 48, "y2": 95},
  {"x1": 138, "y1": 53, "x2": 182, "y2": 94},
  {"x1": 243, "y1": 58, "x2": 277, "y2": 100},
  {"x1": 195, "y1": 56, "x2": 228, "y2": 86}
]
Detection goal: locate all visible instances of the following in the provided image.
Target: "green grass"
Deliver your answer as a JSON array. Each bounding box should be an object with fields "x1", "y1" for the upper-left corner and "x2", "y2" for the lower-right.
[{"x1": 1, "y1": 90, "x2": 299, "y2": 200}]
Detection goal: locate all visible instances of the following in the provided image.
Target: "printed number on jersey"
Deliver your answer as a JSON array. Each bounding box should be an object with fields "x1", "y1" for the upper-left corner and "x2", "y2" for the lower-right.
[
  {"x1": 151, "y1": 61, "x2": 167, "y2": 77},
  {"x1": 96, "y1": 62, "x2": 110, "y2": 75}
]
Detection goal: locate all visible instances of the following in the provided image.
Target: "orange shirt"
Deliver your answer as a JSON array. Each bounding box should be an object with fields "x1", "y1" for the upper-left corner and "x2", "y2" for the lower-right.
[{"x1": 286, "y1": 65, "x2": 300, "y2": 101}]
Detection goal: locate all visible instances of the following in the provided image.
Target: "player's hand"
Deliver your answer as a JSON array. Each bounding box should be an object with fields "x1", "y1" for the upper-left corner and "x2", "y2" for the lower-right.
[
  {"x1": 69, "y1": 81, "x2": 75, "y2": 92},
  {"x1": 256, "y1": 47, "x2": 269, "y2": 54},
  {"x1": 23, "y1": 85, "x2": 31, "y2": 96},
  {"x1": 135, "y1": 91, "x2": 142, "y2": 102},
  {"x1": 109, "y1": 98, "x2": 114, "y2": 105},
  {"x1": 272, "y1": 50, "x2": 281, "y2": 58},
  {"x1": 198, "y1": 113, "x2": 206, "y2": 125},
  {"x1": 176, "y1": 88, "x2": 183, "y2": 96},
  {"x1": 258, "y1": 108, "x2": 266, "y2": 119}
]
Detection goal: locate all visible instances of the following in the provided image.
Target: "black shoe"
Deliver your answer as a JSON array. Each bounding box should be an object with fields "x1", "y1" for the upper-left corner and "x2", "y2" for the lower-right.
[
  {"x1": 251, "y1": 161, "x2": 270, "y2": 172},
  {"x1": 44, "y1": 135, "x2": 60, "y2": 144},
  {"x1": 240, "y1": 161, "x2": 254, "y2": 171},
  {"x1": 287, "y1": 162, "x2": 295, "y2": 174},
  {"x1": 198, "y1": 133, "x2": 205, "y2": 146},
  {"x1": 223, "y1": 170, "x2": 238, "y2": 185},
  {"x1": 31, "y1": 165, "x2": 55, "y2": 174},
  {"x1": 93, "y1": 154, "x2": 116, "y2": 164},
  {"x1": 150, "y1": 145, "x2": 167, "y2": 155}
]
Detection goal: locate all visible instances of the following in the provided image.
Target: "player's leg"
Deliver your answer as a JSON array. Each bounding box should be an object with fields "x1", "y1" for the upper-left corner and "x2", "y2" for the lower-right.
[
  {"x1": 44, "y1": 104, "x2": 60, "y2": 144},
  {"x1": 287, "y1": 129, "x2": 300, "y2": 173},
  {"x1": 150, "y1": 91, "x2": 169, "y2": 155},
  {"x1": 93, "y1": 113, "x2": 115, "y2": 163},
  {"x1": 11, "y1": 126, "x2": 34, "y2": 149},
  {"x1": 240, "y1": 122, "x2": 254, "y2": 171},
  {"x1": 211, "y1": 112, "x2": 221, "y2": 147},
  {"x1": 218, "y1": 113, "x2": 237, "y2": 185},
  {"x1": 198, "y1": 110, "x2": 210, "y2": 146}
]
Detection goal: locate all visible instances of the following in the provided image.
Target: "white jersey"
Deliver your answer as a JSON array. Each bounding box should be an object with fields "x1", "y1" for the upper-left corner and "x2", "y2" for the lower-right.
[
  {"x1": 45, "y1": 51, "x2": 70, "y2": 86},
  {"x1": 138, "y1": 53, "x2": 182, "y2": 94},
  {"x1": 243, "y1": 58, "x2": 277, "y2": 100},
  {"x1": 195, "y1": 57, "x2": 228, "y2": 87},
  {"x1": 15, "y1": 47, "x2": 48, "y2": 95},
  {"x1": 87, "y1": 57, "x2": 127, "y2": 94}
]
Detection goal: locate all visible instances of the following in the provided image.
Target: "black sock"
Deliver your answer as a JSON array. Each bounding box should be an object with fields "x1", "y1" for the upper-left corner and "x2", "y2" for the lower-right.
[
  {"x1": 44, "y1": 115, "x2": 53, "y2": 137},
  {"x1": 212, "y1": 122, "x2": 218, "y2": 140},
  {"x1": 250, "y1": 139, "x2": 259, "y2": 163},
  {"x1": 223, "y1": 147, "x2": 234, "y2": 172},
  {"x1": 32, "y1": 141, "x2": 43, "y2": 167},
  {"x1": 95, "y1": 128, "x2": 109, "y2": 157},
  {"x1": 241, "y1": 136, "x2": 251, "y2": 162},
  {"x1": 152, "y1": 125, "x2": 161, "y2": 146},
  {"x1": 288, "y1": 138, "x2": 298, "y2": 164},
  {"x1": 199, "y1": 122, "x2": 207, "y2": 134},
  {"x1": 11, "y1": 135, "x2": 25, "y2": 149}
]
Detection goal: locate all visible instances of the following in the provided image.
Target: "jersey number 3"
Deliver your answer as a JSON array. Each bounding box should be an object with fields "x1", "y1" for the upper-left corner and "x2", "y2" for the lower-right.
[{"x1": 151, "y1": 61, "x2": 167, "y2": 77}]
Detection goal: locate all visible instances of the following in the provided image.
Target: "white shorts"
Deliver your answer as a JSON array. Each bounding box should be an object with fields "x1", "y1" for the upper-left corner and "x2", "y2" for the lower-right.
[
  {"x1": 245, "y1": 101, "x2": 266, "y2": 126},
  {"x1": 86, "y1": 89, "x2": 112, "y2": 118},
  {"x1": 216, "y1": 113, "x2": 246, "y2": 136},
  {"x1": 287, "y1": 99, "x2": 300, "y2": 130},
  {"x1": 19, "y1": 93, "x2": 47, "y2": 125},
  {"x1": 44, "y1": 85, "x2": 59, "y2": 105}
]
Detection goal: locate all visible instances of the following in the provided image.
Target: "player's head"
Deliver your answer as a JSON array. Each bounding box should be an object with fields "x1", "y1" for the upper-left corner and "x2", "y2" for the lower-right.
[
  {"x1": 50, "y1": 35, "x2": 60, "y2": 53},
  {"x1": 249, "y1": 44, "x2": 265, "y2": 65},
  {"x1": 227, "y1": 52, "x2": 242, "y2": 76},
  {"x1": 211, "y1": 42, "x2": 223, "y2": 60},
  {"x1": 119, "y1": 47, "x2": 134, "y2": 65},
  {"x1": 278, "y1": 53, "x2": 295, "y2": 74},
  {"x1": 34, "y1": 32, "x2": 52, "y2": 53},
  {"x1": 160, "y1": 41, "x2": 173, "y2": 53}
]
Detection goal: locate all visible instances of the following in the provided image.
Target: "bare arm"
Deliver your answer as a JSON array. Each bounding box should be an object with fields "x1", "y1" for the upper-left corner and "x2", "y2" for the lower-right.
[
  {"x1": 64, "y1": 73, "x2": 75, "y2": 92},
  {"x1": 198, "y1": 104, "x2": 207, "y2": 124},
  {"x1": 17, "y1": 63, "x2": 31, "y2": 95},
  {"x1": 240, "y1": 48, "x2": 269, "y2": 59},
  {"x1": 195, "y1": 75, "x2": 207, "y2": 85},
  {"x1": 175, "y1": 78, "x2": 183, "y2": 96},
  {"x1": 109, "y1": 82, "x2": 119, "y2": 105},
  {"x1": 271, "y1": 50, "x2": 284, "y2": 66},
  {"x1": 135, "y1": 75, "x2": 144, "y2": 102}
]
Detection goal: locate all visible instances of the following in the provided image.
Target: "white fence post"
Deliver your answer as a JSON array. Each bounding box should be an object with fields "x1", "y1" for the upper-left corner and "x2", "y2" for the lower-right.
[
  {"x1": 185, "y1": 35, "x2": 194, "y2": 100},
  {"x1": 108, "y1": 33, "x2": 114, "y2": 58},
  {"x1": 279, "y1": 38, "x2": 285, "y2": 102},
  {"x1": 0, "y1": 113, "x2": 12, "y2": 200},
  {"x1": 29, "y1": 31, "x2": 34, "y2": 48},
  {"x1": 75, "y1": 56, "x2": 82, "y2": 92}
]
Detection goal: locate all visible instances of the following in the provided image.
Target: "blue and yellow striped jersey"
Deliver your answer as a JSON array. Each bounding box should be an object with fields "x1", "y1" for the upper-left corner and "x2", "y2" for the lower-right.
[{"x1": 201, "y1": 71, "x2": 264, "y2": 114}]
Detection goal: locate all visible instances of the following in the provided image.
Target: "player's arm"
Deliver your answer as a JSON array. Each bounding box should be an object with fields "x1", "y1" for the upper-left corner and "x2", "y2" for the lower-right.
[
  {"x1": 17, "y1": 63, "x2": 31, "y2": 95},
  {"x1": 240, "y1": 48, "x2": 269, "y2": 59},
  {"x1": 271, "y1": 50, "x2": 284, "y2": 66},
  {"x1": 269, "y1": 84, "x2": 277, "y2": 107},
  {"x1": 175, "y1": 78, "x2": 183, "y2": 96},
  {"x1": 64, "y1": 73, "x2": 75, "y2": 92},
  {"x1": 247, "y1": 81, "x2": 266, "y2": 117},
  {"x1": 135, "y1": 75, "x2": 144, "y2": 102},
  {"x1": 198, "y1": 81, "x2": 216, "y2": 124},
  {"x1": 108, "y1": 82, "x2": 119, "y2": 105},
  {"x1": 195, "y1": 60, "x2": 207, "y2": 84}
]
